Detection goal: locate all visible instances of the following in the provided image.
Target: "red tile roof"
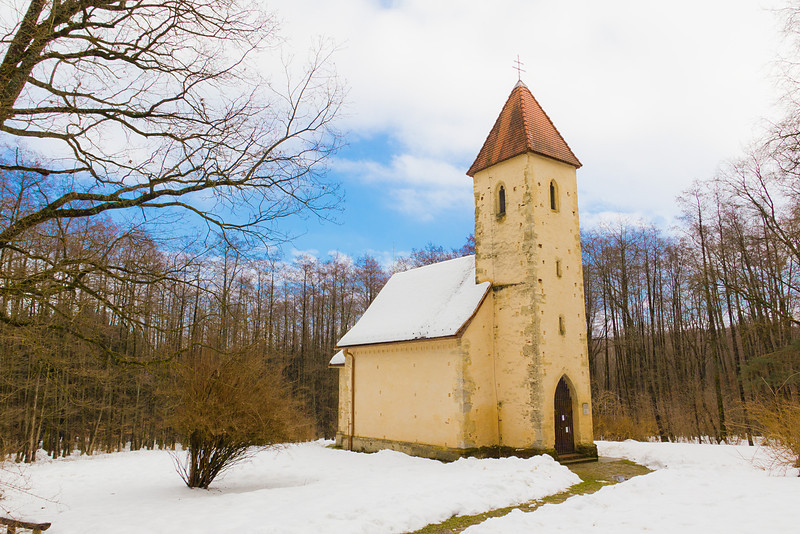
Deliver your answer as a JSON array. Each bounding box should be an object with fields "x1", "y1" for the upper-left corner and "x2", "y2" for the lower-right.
[{"x1": 467, "y1": 81, "x2": 581, "y2": 176}]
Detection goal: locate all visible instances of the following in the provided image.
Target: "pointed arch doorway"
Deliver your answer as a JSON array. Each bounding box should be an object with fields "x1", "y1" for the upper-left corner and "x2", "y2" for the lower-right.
[{"x1": 554, "y1": 377, "x2": 575, "y2": 455}]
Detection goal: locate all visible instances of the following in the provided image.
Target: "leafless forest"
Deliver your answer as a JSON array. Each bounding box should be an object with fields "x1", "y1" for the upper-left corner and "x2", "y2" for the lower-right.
[
  {"x1": 1, "y1": 181, "x2": 799, "y2": 462},
  {"x1": 584, "y1": 164, "x2": 799, "y2": 444},
  {"x1": 0, "y1": 232, "x2": 471, "y2": 461},
  {"x1": 1, "y1": 0, "x2": 799, "y2": 463}
]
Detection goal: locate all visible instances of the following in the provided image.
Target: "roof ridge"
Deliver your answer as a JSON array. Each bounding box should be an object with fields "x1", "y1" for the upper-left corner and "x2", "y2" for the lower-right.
[{"x1": 518, "y1": 84, "x2": 532, "y2": 147}]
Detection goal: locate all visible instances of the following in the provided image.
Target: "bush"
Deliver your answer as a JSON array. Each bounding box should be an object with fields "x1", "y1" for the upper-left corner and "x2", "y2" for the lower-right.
[
  {"x1": 592, "y1": 390, "x2": 657, "y2": 441},
  {"x1": 169, "y1": 347, "x2": 312, "y2": 489},
  {"x1": 751, "y1": 396, "x2": 800, "y2": 473}
]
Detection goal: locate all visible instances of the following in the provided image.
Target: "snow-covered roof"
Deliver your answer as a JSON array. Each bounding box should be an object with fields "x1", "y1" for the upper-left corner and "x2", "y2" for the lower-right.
[
  {"x1": 329, "y1": 350, "x2": 345, "y2": 366},
  {"x1": 337, "y1": 255, "x2": 490, "y2": 347}
]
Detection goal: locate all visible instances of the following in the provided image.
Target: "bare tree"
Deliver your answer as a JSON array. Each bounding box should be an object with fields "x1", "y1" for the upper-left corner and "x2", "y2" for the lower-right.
[
  {"x1": 391, "y1": 235, "x2": 476, "y2": 272},
  {"x1": 0, "y1": 0, "x2": 343, "y2": 236},
  {"x1": 0, "y1": 0, "x2": 344, "y2": 355}
]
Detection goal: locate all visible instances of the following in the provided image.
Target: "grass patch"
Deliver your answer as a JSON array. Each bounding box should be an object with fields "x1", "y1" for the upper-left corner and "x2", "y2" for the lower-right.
[{"x1": 406, "y1": 459, "x2": 652, "y2": 534}]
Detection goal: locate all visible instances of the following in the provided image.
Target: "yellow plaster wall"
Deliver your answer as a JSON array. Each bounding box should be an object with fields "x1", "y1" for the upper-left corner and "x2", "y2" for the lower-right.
[
  {"x1": 528, "y1": 154, "x2": 594, "y2": 447},
  {"x1": 343, "y1": 338, "x2": 464, "y2": 448},
  {"x1": 472, "y1": 152, "x2": 593, "y2": 450},
  {"x1": 473, "y1": 156, "x2": 531, "y2": 287},
  {"x1": 335, "y1": 148, "x2": 593, "y2": 455},
  {"x1": 336, "y1": 364, "x2": 351, "y2": 437},
  {"x1": 458, "y1": 296, "x2": 498, "y2": 448}
]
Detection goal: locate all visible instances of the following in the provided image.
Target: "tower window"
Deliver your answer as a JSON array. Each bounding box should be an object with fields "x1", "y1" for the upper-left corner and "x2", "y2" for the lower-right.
[
  {"x1": 497, "y1": 184, "x2": 506, "y2": 217},
  {"x1": 550, "y1": 180, "x2": 559, "y2": 212},
  {"x1": 559, "y1": 315, "x2": 566, "y2": 336},
  {"x1": 556, "y1": 260, "x2": 562, "y2": 278}
]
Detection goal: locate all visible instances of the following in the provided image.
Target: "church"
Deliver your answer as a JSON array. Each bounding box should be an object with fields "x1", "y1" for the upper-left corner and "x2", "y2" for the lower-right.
[{"x1": 330, "y1": 80, "x2": 596, "y2": 461}]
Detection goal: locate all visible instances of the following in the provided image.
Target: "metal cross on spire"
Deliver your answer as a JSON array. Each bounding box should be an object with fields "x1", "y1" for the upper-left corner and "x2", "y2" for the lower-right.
[{"x1": 513, "y1": 55, "x2": 526, "y2": 81}]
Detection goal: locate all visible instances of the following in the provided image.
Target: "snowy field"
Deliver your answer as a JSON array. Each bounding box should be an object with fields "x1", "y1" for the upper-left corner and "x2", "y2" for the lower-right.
[
  {"x1": 467, "y1": 440, "x2": 800, "y2": 534},
  {"x1": 1, "y1": 440, "x2": 798, "y2": 534},
  {"x1": 0, "y1": 441, "x2": 576, "y2": 534}
]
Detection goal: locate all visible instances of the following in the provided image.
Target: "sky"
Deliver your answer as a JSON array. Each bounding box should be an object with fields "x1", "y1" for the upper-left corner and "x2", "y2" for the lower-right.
[{"x1": 265, "y1": 0, "x2": 786, "y2": 263}]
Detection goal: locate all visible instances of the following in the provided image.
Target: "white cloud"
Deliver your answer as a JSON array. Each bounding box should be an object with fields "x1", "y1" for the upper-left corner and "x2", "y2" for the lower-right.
[
  {"x1": 334, "y1": 153, "x2": 473, "y2": 220},
  {"x1": 326, "y1": 250, "x2": 354, "y2": 265},
  {"x1": 579, "y1": 210, "x2": 655, "y2": 232},
  {"x1": 387, "y1": 187, "x2": 465, "y2": 221},
  {"x1": 5, "y1": 0, "x2": 787, "y2": 239},
  {"x1": 344, "y1": 247, "x2": 412, "y2": 269},
  {"x1": 267, "y1": 0, "x2": 784, "y2": 228},
  {"x1": 290, "y1": 248, "x2": 319, "y2": 261},
  {"x1": 334, "y1": 153, "x2": 466, "y2": 187}
]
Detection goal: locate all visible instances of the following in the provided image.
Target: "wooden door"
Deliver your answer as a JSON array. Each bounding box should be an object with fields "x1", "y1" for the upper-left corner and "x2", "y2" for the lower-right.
[{"x1": 554, "y1": 377, "x2": 575, "y2": 455}]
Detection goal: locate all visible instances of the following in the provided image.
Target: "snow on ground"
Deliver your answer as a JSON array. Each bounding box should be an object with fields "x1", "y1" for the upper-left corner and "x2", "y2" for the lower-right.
[
  {"x1": 465, "y1": 440, "x2": 800, "y2": 534},
  {"x1": 0, "y1": 440, "x2": 577, "y2": 534},
  {"x1": 4, "y1": 439, "x2": 799, "y2": 534}
]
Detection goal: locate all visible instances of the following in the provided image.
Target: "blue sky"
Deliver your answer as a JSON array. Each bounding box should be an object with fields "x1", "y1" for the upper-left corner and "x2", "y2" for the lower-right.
[{"x1": 267, "y1": 0, "x2": 786, "y2": 264}]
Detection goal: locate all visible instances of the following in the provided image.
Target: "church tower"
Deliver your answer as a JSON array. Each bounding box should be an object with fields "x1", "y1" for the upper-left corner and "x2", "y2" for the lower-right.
[{"x1": 467, "y1": 81, "x2": 594, "y2": 456}]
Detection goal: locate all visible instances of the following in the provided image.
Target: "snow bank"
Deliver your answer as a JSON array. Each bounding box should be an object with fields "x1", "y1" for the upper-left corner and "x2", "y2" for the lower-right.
[
  {"x1": 464, "y1": 440, "x2": 800, "y2": 534},
  {"x1": 0, "y1": 441, "x2": 577, "y2": 534},
  {"x1": 598, "y1": 439, "x2": 793, "y2": 473},
  {"x1": 337, "y1": 255, "x2": 490, "y2": 347}
]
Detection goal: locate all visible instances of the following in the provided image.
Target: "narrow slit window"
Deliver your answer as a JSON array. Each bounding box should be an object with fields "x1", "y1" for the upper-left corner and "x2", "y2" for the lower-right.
[
  {"x1": 550, "y1": 180, "x2": 559, "y2": 211},
  {"x1": 556, "y1": 260, "x2": 562, "y2": 278},
  {"x1": 498, "y1": 185, "x2": 506, "y2": 216},
  {"x1": 559, "y1": 315, "x2": 566, "y2": 335}
]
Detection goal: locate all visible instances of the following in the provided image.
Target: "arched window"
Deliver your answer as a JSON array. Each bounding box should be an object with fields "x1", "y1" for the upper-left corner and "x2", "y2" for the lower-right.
[
  {"x1": 497, "y1": 185, "x2": 506, "y2": 217},
  {"x1": 549, "y1": 180, "x2": 559, "y2": 211}
]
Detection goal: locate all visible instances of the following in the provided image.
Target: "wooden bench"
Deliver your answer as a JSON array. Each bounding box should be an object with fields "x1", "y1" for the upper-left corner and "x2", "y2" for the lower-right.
[{"x1": 0, "y1": 517, "x2": 51, "y2": 534}]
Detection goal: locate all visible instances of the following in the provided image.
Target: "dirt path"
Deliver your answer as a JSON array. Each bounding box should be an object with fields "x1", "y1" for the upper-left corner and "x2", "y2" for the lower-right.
[{"x1": 407, "y1": 458, "x2": 653, "y2": 534}]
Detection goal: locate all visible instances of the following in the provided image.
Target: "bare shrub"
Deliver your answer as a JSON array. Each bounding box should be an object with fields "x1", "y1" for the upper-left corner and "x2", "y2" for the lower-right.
[
  {"x1": 593, "y1": 390, "x2": 657, "y2": 441},
  {"x1": 750, "y1": 393, "x2": 800, "y2": 474},
  {"x1": 169, "y1": 347, "x2": 312, "y2": 489},
  {"x1": 0, "y1": 460, "x2": 31, "y2": 510}
]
